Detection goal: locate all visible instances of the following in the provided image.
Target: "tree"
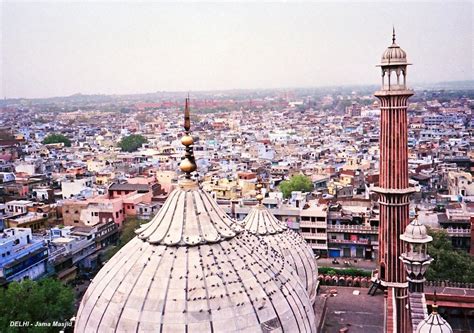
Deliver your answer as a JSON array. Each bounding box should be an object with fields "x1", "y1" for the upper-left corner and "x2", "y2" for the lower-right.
[
  {"x1": 0, "y1": 278, "x2": 75, "y2": 333},
  {"x1": 42, "y1": 134, "x2": 71, "y2": 147},
  {"x1": 118, "y1": 134, "x2": 147, "y2": 152},
  {"x1": 426, "y1": 228, "x2": 474, "y2": 283},
  {"x1": 279, "y1": 174, "x2": 314, "y2": 198}
]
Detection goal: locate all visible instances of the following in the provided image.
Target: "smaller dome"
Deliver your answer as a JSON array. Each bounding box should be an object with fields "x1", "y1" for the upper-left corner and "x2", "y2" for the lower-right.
[
  {"x1": 380, "y1": 29, "x2": 409, "y2": 65},
  {"x1": 400, "y1": 218, "x2": 432, "y2": 244},
  {"x1": 416, "y1": 308, "x2": 453, "y2": 333},
  {"x1": 241, "y1": 204, "x2": 318, "y2": 304},
  {"x1": 381, "y1": 44, "x2": 407, "y2": 64}
]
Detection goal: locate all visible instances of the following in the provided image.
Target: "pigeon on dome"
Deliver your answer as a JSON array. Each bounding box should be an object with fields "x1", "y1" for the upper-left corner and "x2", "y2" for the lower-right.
[
  {"x1": 240, "y1": 178, "x2": 319, "y2": 304},
  {"x1": 74, "y1": 98, "x2": 316, "y2": 333}
]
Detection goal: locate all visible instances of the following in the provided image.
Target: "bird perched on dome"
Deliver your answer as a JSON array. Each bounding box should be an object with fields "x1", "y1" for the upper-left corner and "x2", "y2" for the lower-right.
[{"x1": 74, "y1": 98, "x2": 316, "y2": 333}]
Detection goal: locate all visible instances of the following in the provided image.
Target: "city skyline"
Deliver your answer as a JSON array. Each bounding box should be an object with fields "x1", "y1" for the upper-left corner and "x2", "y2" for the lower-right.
[{"x1": 1, "y1": 1, "x2": 473, "y2": 99}]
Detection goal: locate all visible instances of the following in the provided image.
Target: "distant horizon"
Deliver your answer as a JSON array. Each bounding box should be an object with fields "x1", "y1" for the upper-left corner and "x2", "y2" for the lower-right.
[
  {"x1": 2, "y1": 2, "x2": 472, "y2": 99},
  {"x1": 2, "y1": 79, "x2": 473, "y2": 101}
]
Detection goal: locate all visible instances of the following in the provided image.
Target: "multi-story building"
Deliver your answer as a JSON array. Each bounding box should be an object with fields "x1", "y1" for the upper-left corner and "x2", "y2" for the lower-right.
[
  {"x1": 300, "y1": 205, "x2": 328, "y2": 257},
  {"x1": 48, "y1": 221, "x2": 119, "y2": 281},
  {"x1": 446, "y1": 171, "x2": 473, "y2": 197},
  {"x1": 61, "y1": 176, "x2": 94, "y2": 199},
  {"x1": 0, "y1": 228, "x2": 48, "y2": 283},
  {"x1": 326, "y1": 203, "x2": 378, "y2": 259}
]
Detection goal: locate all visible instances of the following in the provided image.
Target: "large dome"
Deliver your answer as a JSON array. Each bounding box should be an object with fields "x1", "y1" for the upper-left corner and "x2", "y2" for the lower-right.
[
  {"x1": 75, "y1": 180, "x2": 316, "y2": 332},
  {"x1": 242, "y1": 203, "x2": 318, "y2": 304}
]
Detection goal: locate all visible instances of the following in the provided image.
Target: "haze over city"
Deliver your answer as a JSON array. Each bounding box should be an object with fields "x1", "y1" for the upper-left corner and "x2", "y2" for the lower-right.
[{"x1": 1, "y1": 1, "x2": 473, "y2": 98}]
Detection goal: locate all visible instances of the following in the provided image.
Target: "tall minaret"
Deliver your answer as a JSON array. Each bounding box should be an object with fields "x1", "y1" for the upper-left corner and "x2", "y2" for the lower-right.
[{"x1": 373, "y1": 29, "x2": 415, "y2": 333}]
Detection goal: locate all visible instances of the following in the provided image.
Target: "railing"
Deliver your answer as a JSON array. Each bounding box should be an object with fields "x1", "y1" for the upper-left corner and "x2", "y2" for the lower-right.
[
  {"x1": 328, "y1": 238, "x2": 371, "y2": 245},
  {"x1": 48, "y1": 246, "x2": 67, "y2": 261},
  {"x1": 445, "y1": 211, "x2": 470, "y2": 221},
  {"x1": 300, "y1": 232, "x2": 327, "y2": 239},
  {"x1": 445, "y1": 228, "x2": 471, "y2": 237},
  {"x1": 10, "y1": 213, "x2": 47, "y2": 224},
  {"x1": 2, "y1": 241, "x2": 45, "y2": 264},
  {"x1": 300, "y1": 221, "x2": 327, "y2": 228},
  {"x1": 327, "y1": 224, "x2": 379, "y2": 233},
  {"x1": 310, "y1": 243, "x2": 328, "y2": 250},
  {"x1": 13, "y1": 238, "x2": 45, "y2": 254}
]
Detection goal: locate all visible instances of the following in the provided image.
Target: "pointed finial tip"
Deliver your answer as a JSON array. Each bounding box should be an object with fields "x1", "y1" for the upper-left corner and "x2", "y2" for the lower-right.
[
  {"x1": 432, "y1": 290, "x2": 438, "y2": 313},
  {"x1": 392, "y1": 26, "x2": 396, "y2": 44},
  {"x1": 256, "y1": 178, "x2": 264, "y2": 204},
  {"x1": 184, "y1": 97, "x2": 191, "y2": 132},
  {"x1": 180, "y1": 97, "x2": 197, "y2": 178}
]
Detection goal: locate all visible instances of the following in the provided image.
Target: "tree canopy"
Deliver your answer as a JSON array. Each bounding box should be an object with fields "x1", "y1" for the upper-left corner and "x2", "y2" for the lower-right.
[
  {"x1": 118, "y1": 134, "x2": 147, "y2": 152},
  {"x1": 426, "y1": 228, "x2": 474, "y2": 283},
  {"x1": 42, "y1": 134, "x2": 71, "y2": 147},
  {"x1": 0, "y1": 278, "x2": 75, "y2": 333},
  {"x1": 279, "y1": 174, "x2": 314, "y2": 198}
]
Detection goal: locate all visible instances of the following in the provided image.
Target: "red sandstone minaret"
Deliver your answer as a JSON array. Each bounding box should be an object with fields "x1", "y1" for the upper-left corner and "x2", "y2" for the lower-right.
[{"x1": 373, "y1": 28, "x2": 414, "y2": 333}]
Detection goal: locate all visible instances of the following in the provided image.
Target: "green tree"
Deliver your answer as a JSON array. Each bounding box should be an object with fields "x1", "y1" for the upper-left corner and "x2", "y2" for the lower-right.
[
  {"x1": 426, "y1": 228, "x2": 474, "y2": 283},
  {"x1": 42, "y1": 134, "x2": 71, "y2": 147},
  {"x1": 118, "y1": 134, "x2": 147, "y2": 152},
  {"x1": 0, "y1": 278, "x2": 75, "y2": 333},
  {"x1": 279, "y1": 174, "x2": 314, "y2": 198}
]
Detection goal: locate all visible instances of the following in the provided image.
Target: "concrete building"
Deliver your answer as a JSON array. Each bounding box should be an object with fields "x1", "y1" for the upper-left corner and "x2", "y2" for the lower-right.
[
  {"x1": 447, "y1": 171, "x2": 473, "y2": 197},
  {"x1": 61, "y1": 176, "x2": 94, "y2": 199},
  {"x1": 0, "y1": 228, "x2": 48, "y2": 283},
  {"x1": 300, "y1": 205, "x2": 328, "y2": 256}
]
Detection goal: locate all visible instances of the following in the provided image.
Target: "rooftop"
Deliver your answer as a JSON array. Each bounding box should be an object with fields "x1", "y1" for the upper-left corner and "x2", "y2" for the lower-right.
[{"x1": 321, "y1": 286, "x2": 384, "y2": 333}]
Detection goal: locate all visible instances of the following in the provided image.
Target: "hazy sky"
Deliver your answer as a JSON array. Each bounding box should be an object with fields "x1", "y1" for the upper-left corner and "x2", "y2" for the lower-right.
[{"x1": 1, "y1": 1, "x2": 473, "y2": 98}]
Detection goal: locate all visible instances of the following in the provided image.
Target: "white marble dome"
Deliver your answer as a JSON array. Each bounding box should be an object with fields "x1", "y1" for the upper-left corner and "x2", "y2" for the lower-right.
[
  {"x1": 75, "y1": 180, "x2": 316, "y2": 332},
  {"x1": 380, "y1": 30, "x2": 408, "y2": 65},
  {"x1": 381, "y1": 43, "x2": 407, "y2": 65},
  {"x1": 416, "y1": 308, "x2": 453, "y2": 333},
  {"x1": 241, "y1": 204, "x2": 318, "y2": 304},
  {"x1": 400, "y1": 218, "x2": 432, "y2": 244}
]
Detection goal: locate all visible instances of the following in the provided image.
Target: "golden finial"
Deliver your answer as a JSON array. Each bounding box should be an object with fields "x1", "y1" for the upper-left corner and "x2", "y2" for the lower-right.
[
  {"x1": 256, "y1": 179, "x2": 264, "y2": 205},
  {"x1": 179, "y1": 97, "x2": 197, "y2": 178},
  {"x1": 432, "y1": 290, "x2": 438, "y2": 314}
]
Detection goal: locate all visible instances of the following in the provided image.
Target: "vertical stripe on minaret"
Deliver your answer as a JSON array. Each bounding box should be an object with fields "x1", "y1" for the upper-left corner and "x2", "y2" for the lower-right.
[{"x1": 372, "y1": 30, "x2": 415, "y2": 333}]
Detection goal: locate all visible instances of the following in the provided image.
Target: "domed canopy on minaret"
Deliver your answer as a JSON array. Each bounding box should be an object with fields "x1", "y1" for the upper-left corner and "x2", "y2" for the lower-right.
[
  {"x1": 400, "y1": 216, "x2": 432, "y2": 244},
  {"x1": 241, "y1": 183, "x2": 318, "y2": 304},
  {"x1": 380, "y1": 27, "x2": 409, "y2": 66},
  {"x1": 74, "y1": 99, "x2": 316, "y2": 333},
  {"x1": 376, "y1": 28, "x2": 413, "y2": 92}
]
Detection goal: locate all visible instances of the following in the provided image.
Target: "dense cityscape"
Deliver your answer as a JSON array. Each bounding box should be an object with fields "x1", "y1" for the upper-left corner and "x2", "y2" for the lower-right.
[
  {"x1": 1, "y1": 76, "x2": 473, "y2": 331},
  {"x1": 1, "y1": 2, "x2": 473, "y2": 333}
]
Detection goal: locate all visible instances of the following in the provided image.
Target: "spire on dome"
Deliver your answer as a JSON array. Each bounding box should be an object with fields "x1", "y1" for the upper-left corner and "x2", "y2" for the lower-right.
[
  {"x1": 416, "y1": 289, "x2": 453, "y2": 333},
  {"x1": 179, "y1": 97, "x2": 197, "y2": 179},
  {"x1": 256, "y1": 178, "x2": 264, "y2": 205},
  {"x1": 432, "y1": 290, "x2": 439, "y2": 314},
  {"x1": 184, "y1": 95, "x2": 190, "y2": 131},
  {"x1": 392, "y1": 26, "x2": 396, "y2": 44}
]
